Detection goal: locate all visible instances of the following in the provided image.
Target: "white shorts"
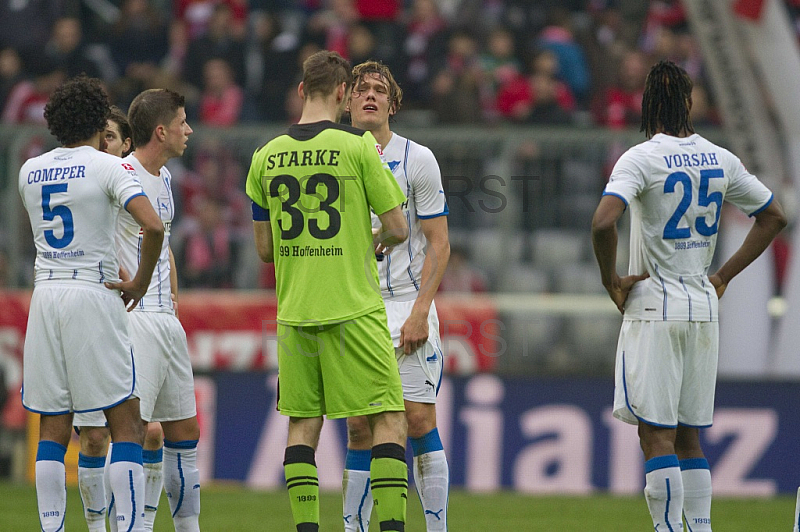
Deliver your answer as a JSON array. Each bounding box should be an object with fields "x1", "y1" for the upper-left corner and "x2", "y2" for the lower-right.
[
  {"x1": 23, "y1": 283, "x2": 138, "y2": 415},
  {"x1": 385, "y1": 299, "x2": 444, "y2": 404},
  {"x1": 74, "y1": 311, "x2": 196, "y2": 427},
  {"x1": 613, "y1": 320, "x2": 718, "y2": 428}
]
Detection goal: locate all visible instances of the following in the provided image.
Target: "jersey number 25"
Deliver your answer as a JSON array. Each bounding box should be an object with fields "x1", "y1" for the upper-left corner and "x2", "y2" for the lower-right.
[{"x1": 663, "y1": 169, "x2": 723, "y2": 240}]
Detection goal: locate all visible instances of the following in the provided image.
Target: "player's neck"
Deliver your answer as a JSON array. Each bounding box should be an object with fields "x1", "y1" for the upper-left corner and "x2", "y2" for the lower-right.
[
  {"x1": 299, "y1": 98, "x2": 340, "y2": 125},
  {"x1": 369, "y1": 125, "x2": 393, "y2": 149},
  {"x1": 65, "y1": 131, "x2": 103, "y2": 150},
  {"x1": 131, "y1": 146, "x2": 168, "y2": 177},
  {"x1": 655, "y1": 127, "x2": 692, "y2": 138}
]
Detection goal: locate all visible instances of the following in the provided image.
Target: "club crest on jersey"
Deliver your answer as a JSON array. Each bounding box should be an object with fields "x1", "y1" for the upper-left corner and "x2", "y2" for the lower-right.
[{"x1": 121, "y1": 162, "x2": 136, "y2": 174}]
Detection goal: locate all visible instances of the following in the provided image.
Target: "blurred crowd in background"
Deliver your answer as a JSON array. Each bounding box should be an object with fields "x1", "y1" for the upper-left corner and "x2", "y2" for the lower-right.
[
  {"x1": 0, "y1": 0, "x2": 727, "y2": 128},
  {"x1": 1, "y1": 0, "x2": 798, "y2": 291}
]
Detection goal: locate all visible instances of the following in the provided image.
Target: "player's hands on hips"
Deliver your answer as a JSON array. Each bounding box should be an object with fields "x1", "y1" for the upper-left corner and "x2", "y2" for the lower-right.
[
  {"x1": 604, "y1": 272, "x2": 649, "y2": 314},
  {"x1": 400, "y1": 310, "x2": 429, "y2": 355},
  {"x1": 104, "y1": 278, "x2": 148, "y2": 311},
  {"x1": 708, "y1": 273, "x2": 727, "y2": 299}
]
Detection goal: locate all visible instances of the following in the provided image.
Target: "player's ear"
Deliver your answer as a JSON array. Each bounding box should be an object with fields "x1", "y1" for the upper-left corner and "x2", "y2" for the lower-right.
[
  {"x1": 336, "y1": 82, "x2": 347, "y2": 103},
  {"x1": 297, "y1": 81, "x2": 305, "y2": 101}
]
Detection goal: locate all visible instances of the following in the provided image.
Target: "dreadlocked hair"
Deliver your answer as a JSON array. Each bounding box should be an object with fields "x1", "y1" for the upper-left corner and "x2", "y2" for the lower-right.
[{"x1": 640, "y1": 60, "x2": 695, "y2": 139}]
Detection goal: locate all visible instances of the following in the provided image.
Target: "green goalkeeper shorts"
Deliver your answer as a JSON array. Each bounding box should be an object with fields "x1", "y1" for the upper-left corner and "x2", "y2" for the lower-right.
[{"x1": 276, "y1": 308, "x2": 404, "y2": 419}]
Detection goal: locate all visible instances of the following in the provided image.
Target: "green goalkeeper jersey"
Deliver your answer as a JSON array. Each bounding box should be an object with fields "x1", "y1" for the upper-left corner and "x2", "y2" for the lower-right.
[{"x1": 246, "y1": 120, "x2": 406, "y2": 325}]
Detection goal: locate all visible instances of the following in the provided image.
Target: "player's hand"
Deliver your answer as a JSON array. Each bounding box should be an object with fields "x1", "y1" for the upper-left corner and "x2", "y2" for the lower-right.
[
  {"x1": 708, "y1": 273, "x2": 727, "y2": 299},
  {"x1": 105, "y1": 278, "x2": 148, "y2": 312},
  {"x1": 372, "y1": 227, "x2": 389, "y2": 257},
  {"x1": 604, "y1": 272, "x2": 649, "y2": 314},
  {"x1": 119, "y1": 265, "x2": 131, "y2": 282},
  {"x1": 399, "y1": 310, "x2": 429, "y2": 355}
]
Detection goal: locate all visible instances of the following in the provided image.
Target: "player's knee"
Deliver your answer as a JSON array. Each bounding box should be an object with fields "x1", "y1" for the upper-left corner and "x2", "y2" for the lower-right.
[
  {"x1": 406, "y1": 409, "x2": 436, "y2": 440},
  {"x1": 346, "y1": 416, "x2": 372, "y2": 448},
  {"x1": 80, "y1": 427, "x2": 111, "y2": 456},
  {"x1": 144, "y1": 423, "x2": 164, "y2": 449}
]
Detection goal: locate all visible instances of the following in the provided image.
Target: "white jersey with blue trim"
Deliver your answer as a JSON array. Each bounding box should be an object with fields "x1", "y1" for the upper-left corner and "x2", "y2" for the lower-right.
[
  {"x1": 19, "y1": 145, "x2": 145, "y2": 286},
  {"x1": 117, "y1": 153, "x2": 175, "y2": 313},
  {"x1": 373, "y1": 133, "x2": 448, "y2": 300},
  {"x1": 603, "y1": 133, "x2": 773, "y2": 321}
]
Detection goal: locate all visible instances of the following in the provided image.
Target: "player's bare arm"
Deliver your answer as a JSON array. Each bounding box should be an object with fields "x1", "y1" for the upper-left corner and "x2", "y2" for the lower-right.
[
  {"x1": 709, "y1": 199, "x2": 787, "y2": 299},
  {"x1": 253, "y1": 220, "x2": 274, "y2": 263},
  {"x1": 400, "y1": 216, "x2": 450, "y2": 354},
  {"x1": 376, "y1": 205, "x2": 408, "y2": 247},
  {"x1": 106, "y1": 195, "x2": 164, "y2": 310},
  {"x1": 591, "y1": 194, "x2": 648, "y2": 313},
  {"x1": 169, "y1": 246, "x2": 179, "y2": 318}
]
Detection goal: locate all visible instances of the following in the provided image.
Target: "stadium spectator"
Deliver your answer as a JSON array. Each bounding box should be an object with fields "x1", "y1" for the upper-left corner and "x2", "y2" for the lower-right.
[
  {"x1": 109, "y1": 0, "x2": 169, "y2": 76},
  {"x1": 199, "y1": 58, "x2": 244, "y2": 127},
  {"x1": 1, "y1": 55, "x2": 65, "y2": 125},
  {"x1": 439, "y1": 244, "x2": 488, "y2": 292},
  {"x1": 44, "y1": 17, "x2": 103, "y2": 80},
  {"x1": 479, "y1": 26, "x2": 523, "y2": 121},
  {"x1": 497, "y1": 49, "x2": 576, "y2": 124},
  {"x1": 245, "y1": 10, "x2": 299, "y2": 122},
  {"x1": 162, "y1": 19, "x2": 191, "y2": 79},
  {"x1": 595, "y1": 48, "x2": 647, "y2": 128},
  {"x1": 431, "y1": 31, "x2": 483, "y2": 124},
  {"x1": 303, "y1": 0, "x2": 360, "y2": 58},
  {"x1": 401, "y1": 0, "x2": 449, "y2": 107},
  {"x1": 0, "y1": 0, "x2": 70, "y2": 52},
  {"x1": 184, "y1": 3, "x2": 247, "y2": 91},
  {"x1": 177, "y1": 196, "x2": 240, "y2": 288},
  {"x1": 175, "y1": 0, "x2": 248, "y2": 40},
  {"x1": 535, "y1": 7, "x2": 591, "y2": 104},
  {"x1": 347, "y1": 24, "x2": 378, "y2": 66},
  {"x1": 0, "y1": 48, "x2": 24, "y2": 112}
]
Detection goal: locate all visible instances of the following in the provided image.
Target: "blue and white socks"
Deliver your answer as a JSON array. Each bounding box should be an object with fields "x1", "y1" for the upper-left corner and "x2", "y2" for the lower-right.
[
  {"x1": 681, "y1": 458, "x2": 712, "y2": 531},
  {"x1": 36, "y1": 441, "x2": 67, "y2": 532},
  {"x1": 109, "y1": 441, "x2": 146, "y2": 532},
  {"x1": 143, "y1": 447, "x2": 164, "y2": 531},
  {"x1": 342, "y1": 449, "x2": 372, "y2": 532},
  {"x1": 163, "y1": 439, "x2": 201, "y2": 532},
  {"x1": 343, "y1": 428, "x2": 450, "y2": 532},
  {"x1": 411, "y1": 429, "x2": 449, "y2": 531},
  {"x1": 78, "y1": 452, "x2": 108, "y2": 531},
  {"x1": 644, "y1": 455, "x2": 684, "y2": 531}
]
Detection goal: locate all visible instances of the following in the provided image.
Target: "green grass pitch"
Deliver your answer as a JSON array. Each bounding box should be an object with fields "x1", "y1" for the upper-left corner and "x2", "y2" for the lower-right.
[{"x1": 0, "y1": 481, "x2": 794, "y2": 530}]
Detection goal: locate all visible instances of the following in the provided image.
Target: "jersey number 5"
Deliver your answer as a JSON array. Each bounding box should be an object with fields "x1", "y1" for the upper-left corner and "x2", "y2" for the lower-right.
[
  {"x1": 269, "y1": 173, "x2": 341, "y2": 240},
  {"x1": 42, "y1": 183, "x2": 74, "y2": 248},
  {"x1": 663, "y1": 169, "x2": 723, "y2": 239}
]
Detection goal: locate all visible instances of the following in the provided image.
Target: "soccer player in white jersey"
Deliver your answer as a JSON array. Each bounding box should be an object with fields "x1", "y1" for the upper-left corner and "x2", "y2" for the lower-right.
[
  {"x1": 74, "y1": 106, "x2": 167, "y2": 531},
  {"x1": 18, "y1": 75, "x2": 164, "y2": 532},
  {"x1": 104, "y1": 88, "x2": 201, "y2": 532},
  {"x1": 592, "y1": 61, "x2": 787, "y2": 531},
  {"x1": 343, "y1": 61, "x2": 451, "y2": 532}
]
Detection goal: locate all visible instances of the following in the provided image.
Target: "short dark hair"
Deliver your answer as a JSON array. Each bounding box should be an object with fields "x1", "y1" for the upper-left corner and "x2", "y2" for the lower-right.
[
  {"x1": 641, "y1": 60, "x2": 695, "y2": 139},
  {"x1": 302, "y1": 50, "x2": 352, "y2": 100},
  {"x1": 108, "y1": 105, "x2": 133, "y2": 156},
  {"x1": 128, "y1": 88, "x2": 185, "y2": 148},
  {"x1": 44, "y1": 75, "x2": 110, "y2": 146},
  {"x1": 352, "y1": 60, "x2": 403, "y2": 114}
]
